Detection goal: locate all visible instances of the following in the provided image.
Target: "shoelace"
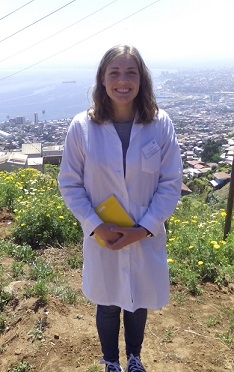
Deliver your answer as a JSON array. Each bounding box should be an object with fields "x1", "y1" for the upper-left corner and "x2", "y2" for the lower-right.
[
  {"x1": 127, "y1": 354, "x2": 145, "y2": 372},
  {"x1": 99, "y1": 359, "x2": 123, "y2": 372}
]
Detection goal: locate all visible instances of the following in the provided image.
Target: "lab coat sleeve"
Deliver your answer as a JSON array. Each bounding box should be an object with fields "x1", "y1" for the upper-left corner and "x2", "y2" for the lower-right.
[
  {"x1": 138, "y1": 114, "x2": 182, "y2": 236},
  {"x1": 58, "y1": 118, "x2": 102, "y2": 236}
]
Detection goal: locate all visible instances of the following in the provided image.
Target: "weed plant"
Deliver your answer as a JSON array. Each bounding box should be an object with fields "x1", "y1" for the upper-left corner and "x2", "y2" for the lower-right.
[
  {"x1": 86, "y1": 366, "x2": 102, "y2": 372},
  {"x1": 0, "y1": 240, "x2": 36, "y2": 263},
  {"x1": 0, "y1": 314, "x2": 6, "y2": 333},
  {"x1": 0, "y1": 290, "x2": 12, "y2": 311},
  {"x1": 28, "y1": 316, "x2": 49, "y2": 342},
  {"x1": 53, "y1": 285, "x2": 78, "y2": 304},
  {"x1": 8, "y1": 360, "x2": 31, "y2": 371},
  {"x1": 28, "y1": 257, "x2": 55, "y2": 281},
  {"x1": 67, "y1": 253, "x2": 83, "y2": 269},
  {"x1": 11, "y1": 261, "x2": 24, "y2": 278}
]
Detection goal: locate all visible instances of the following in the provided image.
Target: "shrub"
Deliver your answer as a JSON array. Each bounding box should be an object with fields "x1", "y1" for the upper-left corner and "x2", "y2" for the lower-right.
[
  {"x1": 12, "y1": 192, "x2": 82, "y2": 247},
  {"x1": 167, "y1": 198, "x2": 234, "y2": 292}
]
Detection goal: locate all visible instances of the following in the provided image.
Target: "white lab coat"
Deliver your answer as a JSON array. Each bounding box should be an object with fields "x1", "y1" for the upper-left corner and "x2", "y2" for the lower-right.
[{"x1": 58, "y1": 109, "x2": 182, "y2": 312}]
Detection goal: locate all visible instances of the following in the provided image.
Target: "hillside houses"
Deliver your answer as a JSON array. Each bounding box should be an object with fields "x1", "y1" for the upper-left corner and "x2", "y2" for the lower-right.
[
  {"x1": 210, "y1": 172, "x2": 231, "y2": 189},
  {"x1": 0, "y1": 143, "x2": 63, "y2": 172}
]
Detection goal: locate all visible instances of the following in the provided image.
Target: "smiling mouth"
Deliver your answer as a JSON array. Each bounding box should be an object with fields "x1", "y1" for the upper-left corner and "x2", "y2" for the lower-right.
[{"x1": 115, "y1": 88, "x2": 131, "y2": 93}]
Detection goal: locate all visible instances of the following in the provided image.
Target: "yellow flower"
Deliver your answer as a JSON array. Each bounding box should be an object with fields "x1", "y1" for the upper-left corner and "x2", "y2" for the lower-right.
[
  {"x1": 198, "y1": 261, "x2": 203, "y2": 265},
  {"x1": 213, "y1": 244, "x2": 220, "y2": 249},
  {"x1": 210, "y1": 241, "x2": 217, "y2": 244},
  {"x1": 21, "y1": 223, "x2": 26, "y2": 227},
  {"x1": 46, "y1": 214, "x2": 50, "y2": 217},
  {"x1": 73, "y1": 222, "x2": 77, "y2": 226},
  {"x1": 167, "y1": 258, "x2": 174, "y2": 263},
  {"x1": 220, "y1": 211, "x2": 226, "y2": 217},
  {"x1": 59, "y1": 215, "x2": 64, "y2": 219},
  {"x1": 57, "y1": 206, "x2": 62, "y2": 209},
  {"x1": 189, "y1": 245, "x2": 194, "y2": 249},
  {"x1": 220, "y1": 240, "x2": 226, "y2": 245},
  {"x1": 168, "y1": 237, "x2": 175, "y2": 241}
]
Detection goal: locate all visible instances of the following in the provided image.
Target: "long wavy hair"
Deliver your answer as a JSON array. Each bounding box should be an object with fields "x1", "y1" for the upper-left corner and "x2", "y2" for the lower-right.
[{"x1": 88, "y1": 45, "x2": 159, "y2": 124}]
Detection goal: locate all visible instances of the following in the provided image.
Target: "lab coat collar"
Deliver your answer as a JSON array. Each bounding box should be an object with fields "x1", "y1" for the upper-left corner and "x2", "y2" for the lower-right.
[{"x1": 103, "y1": 116, "x2": 144, "y2": 140}]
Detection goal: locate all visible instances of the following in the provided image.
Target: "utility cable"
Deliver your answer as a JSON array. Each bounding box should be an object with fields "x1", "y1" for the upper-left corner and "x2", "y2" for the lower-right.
[
  {"x1": 0, "y1": 0, "x2": 117, "y2": 63},
  {"x1": 0, "y1": 0, "x2": 77, "y2": 43},
  {"x1": 0, "y1": 1, "x2": 160, "y2": 81},
  {"x1": 0, "y1": 0, "x2": 36, "y2": 21}
]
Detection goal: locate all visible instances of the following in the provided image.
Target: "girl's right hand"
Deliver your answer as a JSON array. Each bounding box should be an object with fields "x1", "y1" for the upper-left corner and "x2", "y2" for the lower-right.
[{"x1": 94, "y1": 223, "x2": 122, "y2": 245}]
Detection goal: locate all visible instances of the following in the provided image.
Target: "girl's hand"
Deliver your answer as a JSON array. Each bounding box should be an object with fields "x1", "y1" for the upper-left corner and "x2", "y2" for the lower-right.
[
  {"x1": 106, "y1": 226, "x2": 148, "y2": 250},
  {"x1": 94, "y1": 223, "x2": 122, "y2": 245}
]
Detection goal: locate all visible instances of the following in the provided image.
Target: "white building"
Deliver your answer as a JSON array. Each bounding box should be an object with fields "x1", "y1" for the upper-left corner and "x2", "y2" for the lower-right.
[{"x1": 0, "y1": 129, "x2": 12, "y2": 139}]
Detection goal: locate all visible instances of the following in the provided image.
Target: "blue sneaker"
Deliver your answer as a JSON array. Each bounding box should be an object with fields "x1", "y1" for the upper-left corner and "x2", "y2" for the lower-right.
[
  {"x1": 100, "y1": 360, "x2": 124, "y2": 372},
  {"x1": 126, "y1": 354, "x2": 146, "y2": 372}
]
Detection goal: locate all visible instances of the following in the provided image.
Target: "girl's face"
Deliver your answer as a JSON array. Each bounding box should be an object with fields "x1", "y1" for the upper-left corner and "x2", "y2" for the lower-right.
[{"x1": 102, "y1": 54, "x2": 140, "y2": 110}]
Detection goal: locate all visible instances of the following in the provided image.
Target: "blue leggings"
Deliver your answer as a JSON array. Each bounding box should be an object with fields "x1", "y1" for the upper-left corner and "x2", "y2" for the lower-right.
[{"x1": 96, "y1": 305, "x2": 147, "y2": 362}]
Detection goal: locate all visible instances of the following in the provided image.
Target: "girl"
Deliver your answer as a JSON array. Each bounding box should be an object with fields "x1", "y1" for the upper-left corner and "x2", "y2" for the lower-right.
[{"x1": 58, "y1": 45, "x2": 182, "y2": 372}]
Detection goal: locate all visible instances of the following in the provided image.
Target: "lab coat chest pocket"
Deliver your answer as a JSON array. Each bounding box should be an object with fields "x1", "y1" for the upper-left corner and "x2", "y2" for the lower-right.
[{"x1": 141, "y1": 139, "x2": 161, "y2": 174}]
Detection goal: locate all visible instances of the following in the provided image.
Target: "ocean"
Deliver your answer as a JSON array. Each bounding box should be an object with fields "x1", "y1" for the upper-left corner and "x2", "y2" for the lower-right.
[{"x1": 0, "y1": 67, "x2": 165, "y2": 123}]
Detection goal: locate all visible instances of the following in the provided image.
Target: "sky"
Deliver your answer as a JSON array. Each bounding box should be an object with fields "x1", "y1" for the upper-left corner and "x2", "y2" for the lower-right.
[{"x1": 0, "y1": 0, "x2": 234, "y2": 77}]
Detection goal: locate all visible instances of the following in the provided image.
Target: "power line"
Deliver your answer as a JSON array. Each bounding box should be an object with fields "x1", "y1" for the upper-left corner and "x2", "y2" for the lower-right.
[
  {"x1": 0, "y1": 0, "x2": 36, "y2": 21},
  {"x1": 0, "y1": 0, "x2": 77, "y2": 43},
  {"x1": 0, "y1": 0, "x2": 118, "y2": 64},
  {"x1": 0, "y1": 1, "x2": 160, "y2": 82}
]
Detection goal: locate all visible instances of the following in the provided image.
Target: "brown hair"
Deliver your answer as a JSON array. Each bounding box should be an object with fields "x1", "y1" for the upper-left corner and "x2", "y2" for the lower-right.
[{"x1": 88, "y1": 45, "x2": 158, "y2": 124}]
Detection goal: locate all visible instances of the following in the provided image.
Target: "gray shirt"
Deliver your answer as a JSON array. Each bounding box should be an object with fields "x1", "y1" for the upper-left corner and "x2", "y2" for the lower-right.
[{"x1": 113, "y1": 120, "x2": 133, "y2": 175}]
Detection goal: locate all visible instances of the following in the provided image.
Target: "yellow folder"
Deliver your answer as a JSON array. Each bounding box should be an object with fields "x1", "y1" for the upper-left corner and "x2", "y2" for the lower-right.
[{"x1": 94, "y1": 195, "x2": 135, "y2": 246}]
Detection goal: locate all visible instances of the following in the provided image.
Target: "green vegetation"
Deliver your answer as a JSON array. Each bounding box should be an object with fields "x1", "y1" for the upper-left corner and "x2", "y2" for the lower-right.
[
  {"x1": 201, "y1": 138, "x2": 225, "y2": 163},
  {"x1": 0, "y1": 168, "x2": 82, "y2": 248},
  {"x1": 11, "y1": 261, "x2": 24, "y2": 278},
  {"x1": 0, "y1": 290, "x2": 12, "y2": 312},
  {"x1": 52, "y1": 285, "x2": 78, "y2": 304},
  {"x1": 167, "y1": 197, "x2": 234, "y2": 294},
  {"x1": 8, "y1": 360, "x2": 31, "y2": 372},
  {"x1": 67, "y1": 253, "x2": 83, "y2": 269},
  {"x1": 28, "y1": 317, "x2": 49, "y2": 342},
  {"x1": 0, "y1": 313, "x2": 6, "y2": 333},
  {"x1": 24, "y1": 280, "x2": 49, "y2": 304},
  {"x1": 85, "y1": 365, "x2": 102, "y2": 372}
]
